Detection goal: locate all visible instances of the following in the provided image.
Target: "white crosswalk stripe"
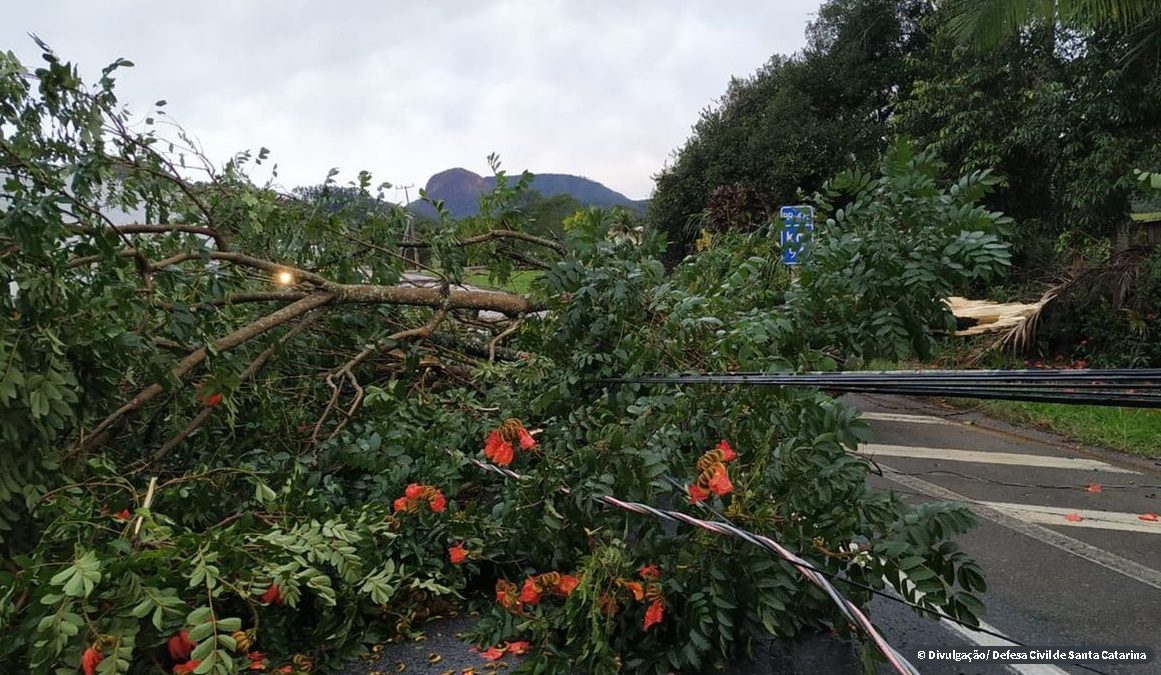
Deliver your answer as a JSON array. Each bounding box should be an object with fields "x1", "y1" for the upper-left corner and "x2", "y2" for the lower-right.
[
  {"x1": 860, "y1": 411, "x2": 955, "y2": 425},
  {"x1": 859, "y1": 443, "x2": 1139, "y2": 474},
  {"x1": 982, "y1": 502, "x2": 1161, "y2": 534}
]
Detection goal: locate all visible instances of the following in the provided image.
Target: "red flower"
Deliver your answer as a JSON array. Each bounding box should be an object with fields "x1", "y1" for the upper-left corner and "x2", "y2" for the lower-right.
[
  {"x1": 393, "y1": 496, "x2": 409, "y2": 513},
  {"x1": 485, "y1": 431, "x2": 515, "y2": 466},
  {"x1": 204, "y1": 393, "x2": 222, "y2": 407},
  {"x1": 707, "y1": 464, "x2": 733, "y2": 496},
  {"x1": 518, "y1": 427, "x2": 536, "y2": 450},
  {"x1": 81, "y1": 647, "x2": 103, "y2": 675},
  {"x1": 429, "y1": 491, "x2": 447, "y2": 513},
  {"x1": 167, "y1": 630, "x2": 195, "y2": 661},
  {"x1": 716, "y1": 439, "x2": 736, "y2": 461},
  {"x1": 173, "y1": 661, "x2": 201, "y2": 674},
  {"x1": 519, "y1": 577, "x2": 541, "y2": 605},
  {"x1": 688, "y1": 483, "x2": 709, "y2": 504},
  {"x1": 112, "y1": 508, "x2": 132, "y2": 522},
  {"x1": 247, "y1": 651, "x2": 267, "y2": 670},
  {"x1": 276, "y1": 667, "x2": 294, "y2": 674},
  {"x1": 260, "y1": 584, "x2": 283, "y2": 605},
  {"x1": 639, "y1": 564, "x2": 660, "y2": 580},
  {"x1": 479, "y1": 645, "x2": 506, "y2": 661},
  {"x1": 506, "y1": 640, "x2": 530, "y2": 655},
  {"x1": 484, "y1": 430, "x2": 515, "y2": 466},
  {"x1": 643, "y1": 599, "x2": 664, "y2": 631},
  {"x1": 449, "y1": 543, "x2": 467, "y2": 564},
  {"x1": 555, "y1": 574, "x2": 579, "y2": 596},
  {"x1": 405, "y1": 483, "x2": 424, "y2": 499}
]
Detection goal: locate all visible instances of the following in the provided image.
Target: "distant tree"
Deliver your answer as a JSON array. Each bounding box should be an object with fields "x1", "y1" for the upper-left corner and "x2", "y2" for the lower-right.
[
  {"x1": 649, "y1": 0, "x2": 931, "y2": 265},
  {"x1": 895, "y1": 8, "x2": 1161, "y2": 270},
  {"x1": 292, "y1": 183, "x2": 395, "y2": 225}
]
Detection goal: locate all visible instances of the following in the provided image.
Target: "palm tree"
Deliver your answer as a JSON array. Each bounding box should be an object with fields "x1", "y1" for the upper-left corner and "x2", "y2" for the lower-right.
[{"x1": 942, "y1": 0, "x2": 1159, "y2": 58}]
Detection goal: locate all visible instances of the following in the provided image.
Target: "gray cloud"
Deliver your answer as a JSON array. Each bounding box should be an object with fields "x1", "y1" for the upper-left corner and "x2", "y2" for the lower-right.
[{"x1": 3, "y1": 1, "x2": 819, "y2": 200}]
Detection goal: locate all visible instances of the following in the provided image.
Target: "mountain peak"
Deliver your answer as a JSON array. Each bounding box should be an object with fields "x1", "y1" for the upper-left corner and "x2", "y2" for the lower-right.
[{"x1": 410, "y1": 168, "x2": 647, "y2": 219}]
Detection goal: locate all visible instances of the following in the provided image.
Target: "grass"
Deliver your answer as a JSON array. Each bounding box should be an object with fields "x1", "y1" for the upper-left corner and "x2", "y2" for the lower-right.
[
  {"x1": 464, "y1": 270, "x2": 540, "y2": 295},
  {"x1": 974, "y1": 400, "x2": 1161, "y2": 458},
  {"x1": 859, "y1": 357, "x2": 1161, "y2": 458}
]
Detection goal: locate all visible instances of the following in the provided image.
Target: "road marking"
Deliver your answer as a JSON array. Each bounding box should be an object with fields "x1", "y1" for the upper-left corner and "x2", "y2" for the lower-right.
[
  {"x1": 882, "y1": 467, "x2": 1161, "y2": 591},
  {"x1": 886, "y1": 577, "x2": 1070, "y2": 675},
  {"x1": 940, "y1": 616, "x2": 1072, "y2": 675},
  {"x1": 983, "y1": 502, "x2": 1161, "y2": 534},
  {"x1": 860, "y1": 443, "x2": 1138, "y2": 474},
  {"x1": 861, "y1": 411, "x2": 954, "y2": 426}
]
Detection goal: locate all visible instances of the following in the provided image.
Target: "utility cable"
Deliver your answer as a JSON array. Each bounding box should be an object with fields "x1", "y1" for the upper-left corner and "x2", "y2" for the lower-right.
[{"x1": 455, "y1": 452, "x2": 920, "y2": 675}]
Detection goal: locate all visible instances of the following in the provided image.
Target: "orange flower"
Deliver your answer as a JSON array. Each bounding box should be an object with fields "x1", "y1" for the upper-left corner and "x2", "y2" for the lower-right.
[
  {"x1": 405, "y1": 483, "x2": 424, "y2": 499},
  {"x1": 393, "y1": 497, "x2": 409, "y2": 513},
  {"x1": 247, "y1": 651, "x2": 267, "y2": 670},
  {"x1": 517, "y1": 427, "x2": 536, "y2": 450},
  {"x1": 449, "y1": 543, "x2": 467, "y2": 564},
  {"x1": 479, "y1": 645, "x2": 506, "y2": 661},
  {"x1": 167, "y1": 630, "x2": 195, "y2": 661},
  {"x1": 506, "y1": 640, "x2": 530, "y2": 655},
  {"x1": 276, "y1": 667, "x2": 293, "y2": 674},
  {"x1": 484, "y1": 430, "x2": 515, "y2": 466},
  {"x1": 643, "y1": 599, "x2": 664, "y2": 631},
  {"x1": 429, "y1": 491, "x2": 447, "y2": 513},
  {"x1": 173, "y1": 661, "x2": 201, "y2": 674},
  {"x1": 555, "y1": 574, "x2": 579, "y2": 596},
  {"x1": 638, "y1": 564, "x2": 660, "y2": 580},
  {"x1": 519, "y1": 577, "x2": 541, "y2": 605},
  {"x1": 622, "y1": 580, "x2": 644, "y2": 601},
  {"x1": 81, "y1": 647, "x2": 103, "y2": 675},
  {"x1": 260, "y1": 584, "x2": 282, "y2": 605},
  {"x1": 707, "y1": 463, "x2": 733, "y2": 496},
  {"x1": 112, "y1": 508, "x2": 132, "y2": 522},
  {"x1": 688, "y1": 483, "x2": 709, "y2": 504},
  {"x1": 716, "y1": 439, "x2": 736, "y2": 461}
]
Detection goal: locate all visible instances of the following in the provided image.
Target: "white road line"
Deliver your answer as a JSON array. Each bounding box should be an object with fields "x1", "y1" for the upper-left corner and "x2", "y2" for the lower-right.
[
  {"x1": 861, "y1": 411, "x2": 954, "y2": 426},
  {"x1": 860, "y1": 443, "x2": 1139, "y2": 474},
  {"x1": 887, "y1": 576, "x2": 1069, "y2": 675},
  {"x1": 983, "y1": 502, "x2": 1161, "y2": 534},
  {"x1": 940, "y1": 617, "x2": 1071, "y2": 675},
  {"x1": 883, "y1": 468, "x2": 1161, "y2": 591}
]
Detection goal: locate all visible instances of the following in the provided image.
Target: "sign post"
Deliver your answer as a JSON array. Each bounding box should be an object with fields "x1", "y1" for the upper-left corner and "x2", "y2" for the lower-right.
[{"x1": 779, "y1": 205, "x2": 814, "y2": 266}]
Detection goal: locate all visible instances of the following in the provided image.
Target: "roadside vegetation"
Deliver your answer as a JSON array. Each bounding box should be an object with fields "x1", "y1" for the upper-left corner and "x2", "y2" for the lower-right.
[{"x1": 974, "y1": 402, "x2": 1161, "y2": 458}]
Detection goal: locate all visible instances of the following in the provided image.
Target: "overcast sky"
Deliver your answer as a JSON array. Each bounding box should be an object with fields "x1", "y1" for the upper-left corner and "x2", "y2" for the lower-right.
[{"x1": 3, "y1": 1, "x2": 820, "y2": 201}]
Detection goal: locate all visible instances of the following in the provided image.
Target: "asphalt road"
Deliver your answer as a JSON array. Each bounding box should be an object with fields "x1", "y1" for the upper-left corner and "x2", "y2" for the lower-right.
[
  {"x1": 339, "y1": 395, "x2": 1161, "y2": 675},
  {"x1": 849, "y1": 394, "x2": 1161, "y2": 675}
]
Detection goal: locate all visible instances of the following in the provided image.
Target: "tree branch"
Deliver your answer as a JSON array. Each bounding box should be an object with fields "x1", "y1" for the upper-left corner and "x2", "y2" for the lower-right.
[
  {"x1": 68, "y1": 223, "x2": 228, "y2": 250},
  {"x1": 315, "y1": 307, "x2": 450, "y2": 443},
  {"x1": 150, "y1": 310, "x2": 326, "y2": 463},
  {"x1": 73, "y1": 292, "x2": 335, "y2": 456},
  {"x1": 399, "y1": 228, "x2": 567, "y2": 255}
]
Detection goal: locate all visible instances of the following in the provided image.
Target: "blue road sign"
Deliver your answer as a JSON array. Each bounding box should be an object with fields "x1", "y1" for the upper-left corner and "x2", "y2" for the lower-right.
[{"x1": 779, "y1": 205, "x2": 814, "y2": 265}]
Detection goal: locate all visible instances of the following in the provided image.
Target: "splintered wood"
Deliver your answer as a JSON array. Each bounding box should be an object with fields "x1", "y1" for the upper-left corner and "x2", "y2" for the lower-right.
[{"x1": 946, "y1": 296, "x2": 1045, "y2": 337}]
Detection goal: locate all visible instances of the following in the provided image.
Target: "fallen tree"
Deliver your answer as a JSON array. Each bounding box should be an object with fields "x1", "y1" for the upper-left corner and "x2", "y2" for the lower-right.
[{"x1": 1, "y1": 46, "x2": 996, "y2": 675}]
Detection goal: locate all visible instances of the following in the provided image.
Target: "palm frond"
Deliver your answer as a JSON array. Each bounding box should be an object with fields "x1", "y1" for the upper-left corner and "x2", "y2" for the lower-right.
[{"x1": 943, "y1": 0, "x2": 1159, "y2": 47}]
